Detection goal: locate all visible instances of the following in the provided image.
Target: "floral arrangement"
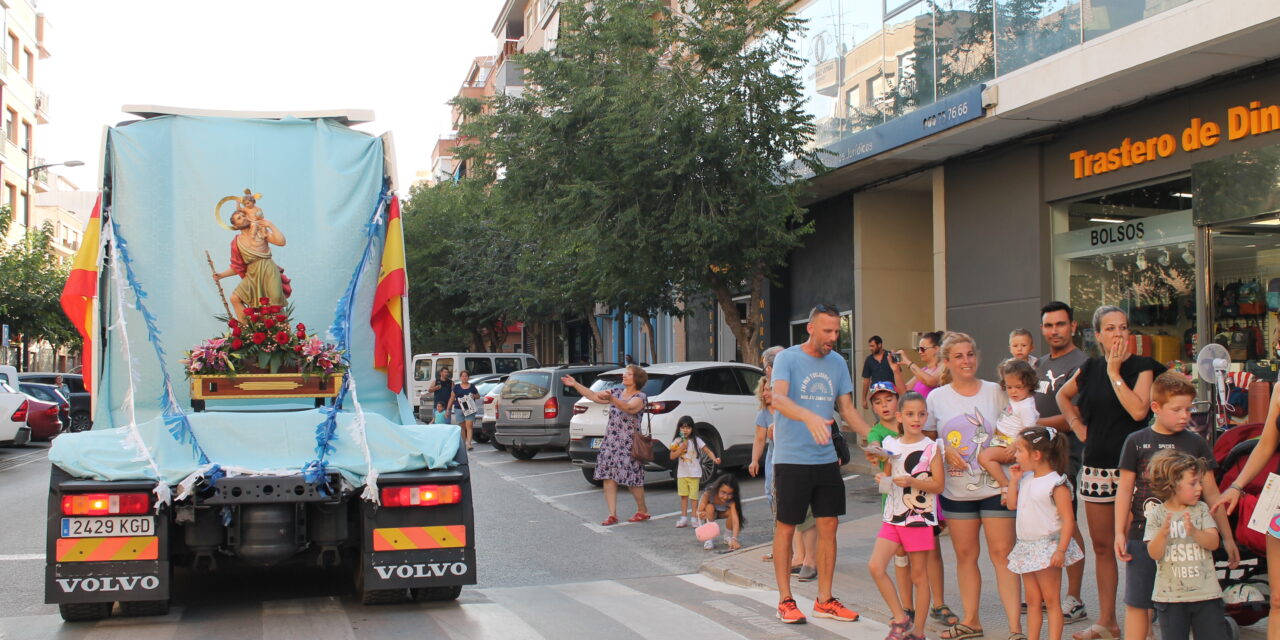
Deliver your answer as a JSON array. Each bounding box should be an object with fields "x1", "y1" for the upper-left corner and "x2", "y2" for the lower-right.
[{"x1": 182, "y1": 297, "x2": 346, "y2": 378}]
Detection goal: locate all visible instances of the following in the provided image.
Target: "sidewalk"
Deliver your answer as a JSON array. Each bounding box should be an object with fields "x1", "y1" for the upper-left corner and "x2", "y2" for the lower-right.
[{"x1": 701, "y1": 477, "x2": 1269, "y2": 639}]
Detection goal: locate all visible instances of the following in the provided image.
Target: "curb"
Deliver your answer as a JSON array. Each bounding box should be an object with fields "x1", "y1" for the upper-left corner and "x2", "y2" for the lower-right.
[{"x1": 698, "y1": 542, "x2": 773, "y2": 590}]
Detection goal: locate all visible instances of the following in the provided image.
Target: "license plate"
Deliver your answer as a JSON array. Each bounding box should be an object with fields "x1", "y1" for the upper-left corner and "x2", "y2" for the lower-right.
[
  {"x1": 590, "y1": 437, "x2": 603, "y2": 449},
  {"x1": 61, "y1": 516, "x2": 155, "y2": 538},
  {"x1": 509, "y1": 410, "x2": 531, "y2": 419}
]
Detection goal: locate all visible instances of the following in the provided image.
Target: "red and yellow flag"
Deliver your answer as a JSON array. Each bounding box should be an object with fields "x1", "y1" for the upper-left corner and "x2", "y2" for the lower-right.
[
  {"x1": 59, "y1": 195, "x2": 102, "y2": 392},
  {"x1": 371, "y1": 197, "x2": 407, "y2": 393}
]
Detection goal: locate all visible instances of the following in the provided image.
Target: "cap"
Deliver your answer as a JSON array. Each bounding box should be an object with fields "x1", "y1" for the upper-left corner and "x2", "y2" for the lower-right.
[{"x1": 868, "y1": 381, "x2": 898, "y2": 399}]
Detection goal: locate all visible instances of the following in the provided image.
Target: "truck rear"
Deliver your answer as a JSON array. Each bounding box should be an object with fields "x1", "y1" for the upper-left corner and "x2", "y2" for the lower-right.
[{"x1": 45, "y1": 107, "x2": 474, "y2": 621}]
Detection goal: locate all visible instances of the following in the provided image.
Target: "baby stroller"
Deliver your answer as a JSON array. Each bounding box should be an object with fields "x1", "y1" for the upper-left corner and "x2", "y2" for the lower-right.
[{"x1": 1214, "y1": 422, "x2": 1275, "y2": 638}]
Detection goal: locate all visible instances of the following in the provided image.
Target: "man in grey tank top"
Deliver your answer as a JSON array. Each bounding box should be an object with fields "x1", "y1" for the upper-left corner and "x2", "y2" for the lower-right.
[{"x1": 1034, "y1": 301, "x2": 1089, "y2": 623}]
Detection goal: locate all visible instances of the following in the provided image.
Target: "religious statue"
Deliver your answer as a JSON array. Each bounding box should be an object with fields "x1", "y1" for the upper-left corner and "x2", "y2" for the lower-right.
[{"x1": 210, "y1": 189, "x2": 291, "y2": 321}]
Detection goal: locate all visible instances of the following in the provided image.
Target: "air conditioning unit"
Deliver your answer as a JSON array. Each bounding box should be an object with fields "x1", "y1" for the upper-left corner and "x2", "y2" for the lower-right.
[{"x1": 592, "y1": 303, "x2": 611, "y2": 317}]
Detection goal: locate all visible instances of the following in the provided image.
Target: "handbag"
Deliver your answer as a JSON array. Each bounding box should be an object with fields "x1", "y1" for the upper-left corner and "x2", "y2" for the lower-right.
[
  {"x1": 630, "y1": 397, "x2": 655, "y2": 463},
  {"x1": 831, "y1": 421, "x2": 850, "y2": 466}
]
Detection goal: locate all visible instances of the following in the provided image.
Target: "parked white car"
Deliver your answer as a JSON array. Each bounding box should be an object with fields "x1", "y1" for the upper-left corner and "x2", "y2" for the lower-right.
[
  {"x1": 567, "y1": 362, "x2": 764, "y2": 486},
  {"x1": 0, "y1": 380, "x2": 32, "y2": 446}
]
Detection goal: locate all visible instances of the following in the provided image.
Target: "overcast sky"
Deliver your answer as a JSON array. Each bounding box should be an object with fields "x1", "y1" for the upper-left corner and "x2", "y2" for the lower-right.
[{"x1": 38, "y1": 0, "x2": 505, "y2": 195}]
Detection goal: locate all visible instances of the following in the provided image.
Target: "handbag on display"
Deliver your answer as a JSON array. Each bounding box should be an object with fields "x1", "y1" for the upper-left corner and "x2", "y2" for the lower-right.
[{"x1": 630, "y1": 401, "x2": 655, "y2": 463}]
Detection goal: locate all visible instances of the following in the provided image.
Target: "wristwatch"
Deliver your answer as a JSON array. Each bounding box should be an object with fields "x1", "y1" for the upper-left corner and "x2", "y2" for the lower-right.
[{"x1": 1230, "y1": 483, "x2": 1245, "y2": 493}]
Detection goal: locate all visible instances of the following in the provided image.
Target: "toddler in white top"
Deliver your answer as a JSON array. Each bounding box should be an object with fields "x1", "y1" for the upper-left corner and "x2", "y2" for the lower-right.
[
  {"x1": 1006, "y1": 426, "x2": 1084, "y2": 640},
  {"x1": 980, "y1": 358, "x2": 1040, "y2": 495}
]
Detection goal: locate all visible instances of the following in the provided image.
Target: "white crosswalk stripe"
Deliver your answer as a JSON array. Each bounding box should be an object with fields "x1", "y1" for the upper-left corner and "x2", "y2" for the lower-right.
[
  {"x1": 0, "y1": 575, "x2": 879, "y2": 639},
  {"x1": 554, "y1": 580, "x2": 753, "y2": 639}
]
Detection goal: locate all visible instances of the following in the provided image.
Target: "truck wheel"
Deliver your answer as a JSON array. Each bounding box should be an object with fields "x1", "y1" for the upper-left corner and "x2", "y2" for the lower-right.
[
  {"x1": 582, "y1": 468, "x2": 603, "y2": 487},
  {"x1": 412, "y1": 585, "x2": 462, "y2": 602},
  {"x1": 510, "y1": 447, "x2": 537, "y2": 460},
  {"x1": 120, "y1": 599, "x2": 170, "y2": 617},
  {"x1": 69, "y1": 412, "x2": 91, "y2": 433},
  {"x1": 360, "y1": 588, "x2": 411, "y2": 605},
  {"x1": 59, "y1": 602, "x2": 111, "y2": 622}
]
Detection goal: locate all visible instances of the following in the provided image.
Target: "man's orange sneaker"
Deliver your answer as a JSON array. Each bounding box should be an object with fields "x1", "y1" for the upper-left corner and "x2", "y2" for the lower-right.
[
  {"x1": 813, "y1": 596, "x2": 860, "y2": 622},
  {"x1": 777, "y1": 598, "x2": 807, "y2": 624}
]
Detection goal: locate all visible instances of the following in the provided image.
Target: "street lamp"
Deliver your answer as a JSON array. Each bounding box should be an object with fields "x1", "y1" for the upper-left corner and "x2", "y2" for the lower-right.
[{"x1": 25, "y1": 159, "x2": 83, "y2": 228}]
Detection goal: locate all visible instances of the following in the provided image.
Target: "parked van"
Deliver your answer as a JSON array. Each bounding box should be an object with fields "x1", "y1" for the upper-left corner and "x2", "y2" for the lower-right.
[{"x1": 411, "y1": 352, "x2": 539, "y2": 407}]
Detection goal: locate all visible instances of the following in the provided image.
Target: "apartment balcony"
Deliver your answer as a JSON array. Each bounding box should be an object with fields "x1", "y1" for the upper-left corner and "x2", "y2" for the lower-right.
[
  {"x1": 36, "y1": 14, "x2": 52, "y2": 59},
  {"x1": 35, "y1": 91, "x2": 49, "y2": 124}
]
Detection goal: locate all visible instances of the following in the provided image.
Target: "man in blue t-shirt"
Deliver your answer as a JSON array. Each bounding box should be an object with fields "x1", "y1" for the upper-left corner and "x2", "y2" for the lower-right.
[{"x1": 769, "y1": 304, "x2": 872, "y2": 625}]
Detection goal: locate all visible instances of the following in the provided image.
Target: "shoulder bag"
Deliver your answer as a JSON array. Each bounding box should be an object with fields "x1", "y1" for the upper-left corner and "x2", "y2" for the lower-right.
[
  {"x1": 630, "y1": 394, "x2": 655, "y2": 463},
  {"x1": 831, "y1": 421, "x2": 850, "y2": 466}
]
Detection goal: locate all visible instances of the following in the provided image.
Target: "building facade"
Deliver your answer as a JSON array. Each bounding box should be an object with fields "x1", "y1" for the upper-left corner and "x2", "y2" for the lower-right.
[{"x1": 778, "y1": 0, "x2": 1280, "y2": 387}]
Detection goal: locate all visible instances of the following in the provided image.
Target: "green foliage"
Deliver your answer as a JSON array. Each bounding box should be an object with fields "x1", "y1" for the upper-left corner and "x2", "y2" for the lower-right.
[
  {"x1": 445, "y1": 0, "x2": 821, "y2": 364},
  {"x1": 0, "y1": 205, "x2": 79, "y2": 363}
]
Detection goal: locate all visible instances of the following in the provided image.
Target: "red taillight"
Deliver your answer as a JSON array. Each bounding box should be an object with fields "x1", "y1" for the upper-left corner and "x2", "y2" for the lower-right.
[
  {"x1": 647, "y1": 400, "x2": 682, "y2": 414},
  {"x1": 544, "y1": 397, "x2": 558, "y2": 419},
  {"x1": 381, "y1": 484, "x2": 462, "y2": 507},
  {"x1": 573, "y1": 404, "x2": 587, "y2": 415},
  {"x1": 11, "y1": 400, "x2": 28, "y2": 422},
  {"x1": 61, "y1": 493, "x2": 151, "y2": 516},
  {"x1": 484, "y1": 395, "x2": 494, "y2": 405}
]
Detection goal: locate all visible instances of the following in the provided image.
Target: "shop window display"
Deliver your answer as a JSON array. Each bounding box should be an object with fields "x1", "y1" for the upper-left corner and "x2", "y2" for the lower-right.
[{"x1": 1054, "y1": 178, "x2": 1195, "y2": 364}]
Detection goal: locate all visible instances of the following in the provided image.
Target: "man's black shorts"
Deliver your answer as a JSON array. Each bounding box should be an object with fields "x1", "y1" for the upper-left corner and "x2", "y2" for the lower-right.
[{"x1": 773, "y1": 462, "x2": 845, "y2": 525}]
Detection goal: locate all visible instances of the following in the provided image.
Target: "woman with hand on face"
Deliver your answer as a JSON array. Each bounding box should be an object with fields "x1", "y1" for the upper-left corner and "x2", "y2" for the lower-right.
[
  {"x1": 1054, "y1": 306, "x2": 1165, "y2": 640},
  {"x1": 562, "y1": 364, "x2": 651, "y2": 526}
]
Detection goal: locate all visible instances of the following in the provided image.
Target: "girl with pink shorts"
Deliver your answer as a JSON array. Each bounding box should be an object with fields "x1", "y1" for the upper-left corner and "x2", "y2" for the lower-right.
[{"x1": 868, "y1": 392, "x2": 944, "y2": 640}]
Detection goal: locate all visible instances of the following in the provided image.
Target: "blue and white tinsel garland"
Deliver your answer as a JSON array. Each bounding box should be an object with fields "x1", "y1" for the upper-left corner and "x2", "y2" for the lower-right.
[
  {"x1": 301, "y1": 185, "x2": 391, "y2": 501},
  {"x1": 108, "y1": 216, "x2": 224, "y2": 492}
]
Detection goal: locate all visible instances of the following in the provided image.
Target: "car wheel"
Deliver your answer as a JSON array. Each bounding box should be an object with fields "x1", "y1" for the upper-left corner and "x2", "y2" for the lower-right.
[
  {"x1": 582, "y1": 468, "x2": 603, "y2": 487},
  {"x1": 69, "y1": 412, "x2": 91, "y2": 433},
  {"x1": 472, "y1": 431, "x2": 491, "y2": 444},
  {"x1": 510, "y1": 447, "x2": 537, "y2": 460},
  {"x1": 492, "y1": 441, "x2": 507, "y2": 451},
  {"x1": 697, "y1": 428, "x2": 723, "y2": 479}
]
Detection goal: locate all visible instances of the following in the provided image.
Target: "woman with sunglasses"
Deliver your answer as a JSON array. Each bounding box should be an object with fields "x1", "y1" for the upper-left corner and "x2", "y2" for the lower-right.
[{"x1": 896, "y1": 331, "x2": 944, "y2": 399}]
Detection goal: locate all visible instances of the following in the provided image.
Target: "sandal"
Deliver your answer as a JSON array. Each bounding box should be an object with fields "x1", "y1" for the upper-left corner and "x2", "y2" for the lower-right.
[
  {"x1": 930, "y1": 605, "x2": 960, "y2": 626},
  {"x1": 941, "y1": 623, "x2": 984, "y2": 640},
  {"x1": 601, "y1": 515, "x2": 618, "y2": 526},
  {"x1": 761, "y1": 553, "x2": 773, "y2": 562},
  {"x1": 1009, "y1": 634, "x2": 1028, "y2": 640},
  {"x1": 1071, "y1": 624, "x2": 1119, "y2": 640},
  {"x1": 628, "y1": 512, "x2": 651, "y2": 522}
]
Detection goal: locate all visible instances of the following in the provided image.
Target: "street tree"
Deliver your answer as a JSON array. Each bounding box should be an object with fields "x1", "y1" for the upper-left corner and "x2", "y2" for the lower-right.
[
  {"x1": 0, "y1": 205, "x2": 77, "y2": 370},
  {"x1": 460, "y1": 0, "x2": 821, "y2": 365}
]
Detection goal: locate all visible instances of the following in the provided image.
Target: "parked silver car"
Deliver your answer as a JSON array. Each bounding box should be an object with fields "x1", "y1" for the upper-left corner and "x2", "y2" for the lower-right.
[{"x1": 494, "y1": 364, "x2": 617, "y2": 460}]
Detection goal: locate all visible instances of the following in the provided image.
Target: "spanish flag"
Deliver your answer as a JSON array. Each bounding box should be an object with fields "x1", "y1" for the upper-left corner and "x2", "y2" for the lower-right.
[
  {"x1": 59, "y1": 195, "x2": 102, "y2": 392},
  {"x1": 371, "y1": 196, "x2": 407, "y2": 393}
]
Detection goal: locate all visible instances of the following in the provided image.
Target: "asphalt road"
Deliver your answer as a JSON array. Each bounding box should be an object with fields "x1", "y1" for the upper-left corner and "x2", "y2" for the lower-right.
[{"x1": 0, "y1": 439, "x2": 885, "y2": 639}]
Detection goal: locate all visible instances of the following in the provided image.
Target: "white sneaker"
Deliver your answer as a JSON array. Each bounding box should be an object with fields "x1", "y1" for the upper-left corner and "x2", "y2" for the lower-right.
[
  {"x1": 703, "y1": 539, "x2": 715, "y2": 550},
  {"x1": 1063, "y1": 595, "x2": 1087, "y2": 622},
  {"x1": 676, "y1": 516, "x2": 689, "y2": 528}
]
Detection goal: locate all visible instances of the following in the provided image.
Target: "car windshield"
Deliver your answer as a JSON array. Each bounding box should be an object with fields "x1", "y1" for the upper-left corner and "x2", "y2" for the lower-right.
[
  {"x1": 22, "y1": 385, "x2": 60, "y2": 403},
  {"x1": 476, "y1": 380, "x2": 503, "y2": 395},
  {"x1": 502, "y1": 372, "x2": 551, "y2": 399},
  {"x1": 589, "y1": 373, "x2": 671, "y2": 397}
]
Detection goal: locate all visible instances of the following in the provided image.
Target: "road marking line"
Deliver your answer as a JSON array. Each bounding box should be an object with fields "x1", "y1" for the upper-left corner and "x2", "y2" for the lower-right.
[
  {"x1": 555, "y1": 580, "x2": 752, "y2": 639},
  {"x1": 0, "y1": 553, "x2": 44, "y2": 561},
  {"x1": 512, "y1": 469, "x2": 579, "y2": 479},
  {"x1": 545, "y1": 488, "x2": 599, "y2": 499},
  {"x1": 680, "y1": 573, "x2": 891, "y2": 636},
  {"x1": 614, "y1": 494, "x2": 771, "y2": 526}
]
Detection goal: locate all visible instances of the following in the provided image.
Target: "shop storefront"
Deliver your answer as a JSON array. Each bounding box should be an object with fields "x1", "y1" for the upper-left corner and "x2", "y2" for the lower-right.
[{"x1": 1041, "y1": 64, "x2": 1280, "y2": 385}]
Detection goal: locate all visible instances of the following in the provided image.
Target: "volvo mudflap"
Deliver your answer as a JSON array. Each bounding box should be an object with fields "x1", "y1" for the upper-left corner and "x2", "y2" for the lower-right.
[
  {"x1": 45, "y1": 469, "x2": 171, "y2": 621},
  {"x1": 358, "y1": 463, "x2": 475, "y2": 603}
]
